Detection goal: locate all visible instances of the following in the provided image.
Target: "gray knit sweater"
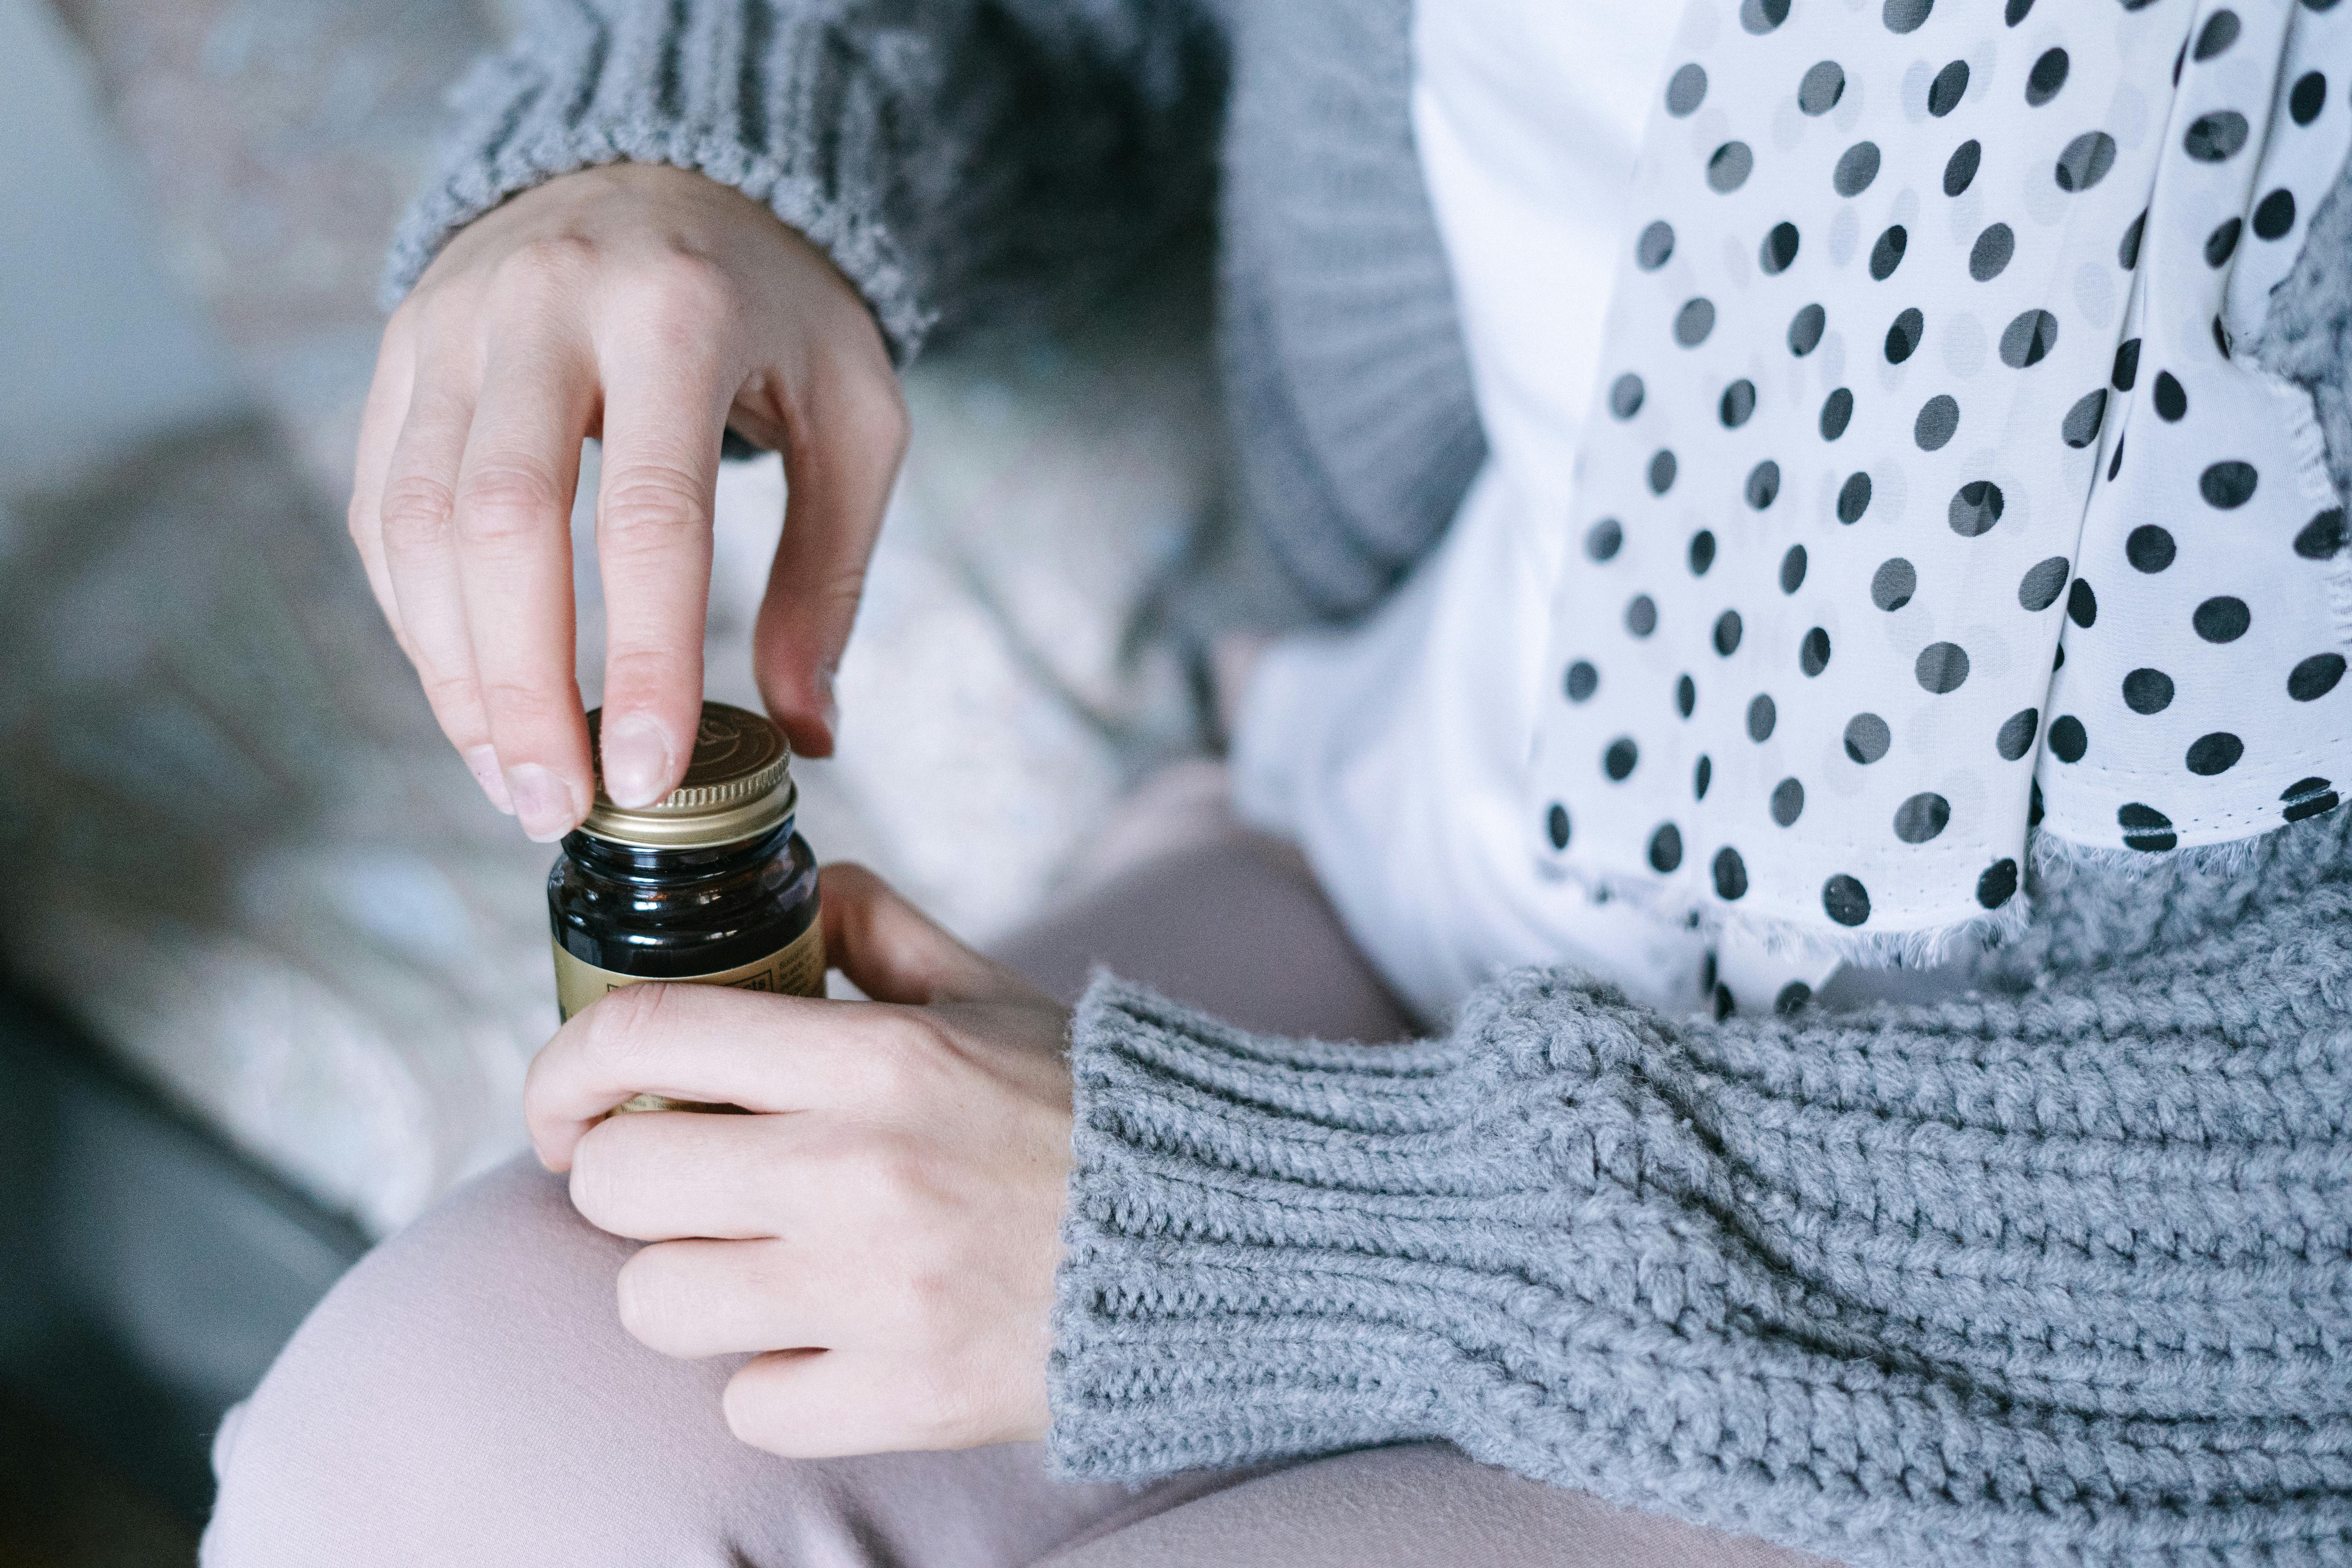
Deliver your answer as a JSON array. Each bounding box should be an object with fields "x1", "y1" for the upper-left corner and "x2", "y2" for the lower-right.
[{"x1": 390, "y1": 3, "x2": 2352, "y2": 1562}]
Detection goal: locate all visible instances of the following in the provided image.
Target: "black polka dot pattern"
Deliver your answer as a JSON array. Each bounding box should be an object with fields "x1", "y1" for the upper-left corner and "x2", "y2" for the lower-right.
[
  {"x1": 1949, "y1": 481, "x2": 2004, "y2": 536},
  {"x1": 2126, "y1": 525, "x2": 2174, "y2": 572},
  {"x1": 1798, "y1": 61, "x2": 1844, "y2": 115},
  {"x1": 2019, "y1": 557, "x2": 2069, "y2": 610},
  {"x1": 1648, "y1": 824, "x2": 1683, "y2": 873},
  {"x1": 1869, "y1": 226, "x2": 1908, "y2": 279},
  {"x1": 2123, "y1": 668, "x2": 2174, "y2": 713},
  {"x1": 1800, "y1": 627, "x2": 1831, "y2": 677},
  {"x1": 2253, "y1": 189, "x2": 2297, "y2": 240},
  {"x1": 2290, "y1": 654, "x2": 2345, "y2": 702},
  {"x1": 1822, "y1": 874, "x2": 1871, "y2": 926},
  {"x1": 1720, "y1": 381, "x2": 1757, "y2": 427},
  {"x1": 1834, "y1": 142, "x2": 1881, "y2": 197},
  {"x1": 1521, "y1": 0, "x2": 2352, "y2": 956},
  {"x1": 1884, "y1": 309, "x2": 1924, "y2": 363},
  {"x1": 1894, "y1": 792, "x2": 1951, "y2": 842},
  {"x1": 2282, "y1": 776, "x2": 2341, "y2": 824},
  {"x1": 1788, "y1": 304, "x2": 1827, "y2": 356},
  {"x1": 2194, "y1": 597, "x2": 2250, "y2": 642},
  {"x1": 1820, "y1": 388, "x2": 1853, "y2": 440},
  {"x1": 1844, "y1": 714, "x2": 1892, "y2": 764},
  {"x1": 2118, "y1": 803, "x2": 2177, "y2": 853},
  {"x1": 2055, "y1": 131, "x2": 2116, "y2": 191},
  {"x1": 1637, "y1": 222, "x2": 1675, "y2": 270},
  {"x1": 1970, "y1": 224, "x2": 2015, "y2": 281},
  {"x1": 1666, "y1": 64, "x2": 1708, "y2": 116},
  {"x1": 1996, "y1": 709, "x2": 2040, "y2": 760},
  {"x1": 1708, "y1": 142, "x2": 1754, "y2": 192},
  {"x1": 2000, "y1": 310, "x2": 2060, "y2": 368},
  {"x1": 2183, "y1": 111, "x2": 2249, "y2": 162},
  {"x1": 1929, "y1": 61, "x2": 1969, "y2": 117},
  {"x1": 2296, "y1": 509, "x2": 2347, "y2": 559},
  {"x1": 2061, "y1": 390, "x2": 2108, "y2": 448},
  {"x1": 1871, "y1": 558, "x2": 1916, "y2": 611},
  {"x1": 1837, "y1": 473, "x2": 1873, "y2": 523},
  {"x1": 1944, "y1": 139, "x2": 1982, "y2": 196}
]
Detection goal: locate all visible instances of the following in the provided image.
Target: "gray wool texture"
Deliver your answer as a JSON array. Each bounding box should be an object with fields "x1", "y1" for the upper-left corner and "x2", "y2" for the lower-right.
[
  {"x1": 1059, "y1": 806, "x2": 2352, "y2": 1566},
  {"x1": 390, "y1": 3, "x2": 2352, "y2": 1563}
]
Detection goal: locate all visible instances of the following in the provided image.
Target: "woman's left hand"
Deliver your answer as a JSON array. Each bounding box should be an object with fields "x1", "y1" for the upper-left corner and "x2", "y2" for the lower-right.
[{"x1": 523, "y1": 863, "x2": 1074, "y2": 1456}]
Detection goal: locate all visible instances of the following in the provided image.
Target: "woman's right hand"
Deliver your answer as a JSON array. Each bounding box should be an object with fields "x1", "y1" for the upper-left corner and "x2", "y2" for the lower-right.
[{"x1": 350, "y1": 162, "x2": 908, "y2": 840}]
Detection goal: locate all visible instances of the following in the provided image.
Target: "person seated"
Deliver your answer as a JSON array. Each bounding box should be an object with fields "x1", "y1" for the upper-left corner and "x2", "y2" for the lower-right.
[{"x1": 205, "y1": 1, "x2": 2352, "y2": 1563}]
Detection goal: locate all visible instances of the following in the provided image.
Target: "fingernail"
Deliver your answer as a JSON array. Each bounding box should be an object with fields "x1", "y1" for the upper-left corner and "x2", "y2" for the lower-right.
[
  {"x1": 505, "y1": 763, "x2": 583, "y2": 843},
  {"x1": 464, "y1": 746, "x2": 515, "y2": 814},
  {"x1": 600, "y1": 714, "x2": 674, "y2": 808}
]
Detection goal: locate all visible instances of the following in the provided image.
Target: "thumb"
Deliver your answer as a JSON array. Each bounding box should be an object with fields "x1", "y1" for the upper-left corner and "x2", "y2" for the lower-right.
[{"x1": 818, "y1": 864, "x2": 1037, "y2": 1007}]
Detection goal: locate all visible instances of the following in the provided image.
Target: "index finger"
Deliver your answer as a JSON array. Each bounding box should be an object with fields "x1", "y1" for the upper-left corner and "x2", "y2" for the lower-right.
[{"x1": 523, "y1": 983, "x2": 898, "y2": 1169}]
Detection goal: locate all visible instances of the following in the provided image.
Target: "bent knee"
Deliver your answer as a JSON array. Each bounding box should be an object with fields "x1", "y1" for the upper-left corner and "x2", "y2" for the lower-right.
[{"x1": 202, "y1": 1156, "x2": 739, "y2": 1565}]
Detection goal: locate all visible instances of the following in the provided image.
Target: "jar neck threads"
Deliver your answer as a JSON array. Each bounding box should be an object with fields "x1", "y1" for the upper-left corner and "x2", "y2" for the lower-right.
[{"x1": 561, "y1": 820, "x2": 795, "y2": 884}]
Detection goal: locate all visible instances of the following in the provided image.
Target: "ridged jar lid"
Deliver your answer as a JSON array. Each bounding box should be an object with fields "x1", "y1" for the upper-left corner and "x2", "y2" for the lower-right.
[{"x1": 579, "y1": 701, "x2": 795, "y2": 849}]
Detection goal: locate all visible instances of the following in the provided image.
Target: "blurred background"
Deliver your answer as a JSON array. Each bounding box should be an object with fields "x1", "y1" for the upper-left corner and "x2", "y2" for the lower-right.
[{"x1": 0, "y1": 0, "x2": 1230, "y2": 1556}]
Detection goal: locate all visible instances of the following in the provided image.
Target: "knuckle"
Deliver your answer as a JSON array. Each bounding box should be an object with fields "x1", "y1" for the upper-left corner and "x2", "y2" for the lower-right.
[
  {"x1": 477, "y1": 678, "x2": 581, "y2": 736},
  {"x1": 601, "y1": 648, "x2": 698, "y2": 715},
  {"x1": 415, "y1": 666, "x2": 481, "y2": 720},
  {"x1": 846, "y1": 1124, "x2": 936, "y2": 1208},
  {"x1": 377, "y1": 473, "x2": 458, "y2": 555},
  {"x1": 578, "y1": 982, "x2": 671, "y2": 1071},
  {"x1": 598, "y1": 463, "x2": 711, "y2": 544},
  {"x1": 455, "y1": 461, "x2": 567, "y2": 546},
  {"x1": 859, "y1": 1018, "x2": 949, "y2": 1107},
  {"x1": 634, "y1": 252, "x2": 738, "y2": 335},
  {"x1": 492, "y1": 234, "x2": 599, "y2": 305}
]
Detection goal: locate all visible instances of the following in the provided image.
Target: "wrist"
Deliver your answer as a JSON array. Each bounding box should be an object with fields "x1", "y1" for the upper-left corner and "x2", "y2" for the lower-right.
[{"x1": 1047, "y1": 975, "x2": 1547, "y2": 1478}]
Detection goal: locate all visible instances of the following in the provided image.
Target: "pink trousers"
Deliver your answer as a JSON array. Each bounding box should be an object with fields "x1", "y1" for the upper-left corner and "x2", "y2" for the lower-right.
[{"x1": 201, "y1": 827, "x2": 1822, "y2": 1568}]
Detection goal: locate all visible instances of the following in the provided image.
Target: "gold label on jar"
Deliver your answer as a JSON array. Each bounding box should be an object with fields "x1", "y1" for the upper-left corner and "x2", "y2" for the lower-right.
[{"x1": 552, "y1": 919, "x2": 826, "y2": 1113}]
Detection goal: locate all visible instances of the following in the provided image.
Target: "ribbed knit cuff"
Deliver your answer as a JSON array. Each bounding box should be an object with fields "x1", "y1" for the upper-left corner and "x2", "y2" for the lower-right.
[
  {"x1": 1047, "y1": 971, "x2": 1597, "y2": 1481},
  {"x1": 381, "y1": 2, "x2": 933, "y2": 364}
]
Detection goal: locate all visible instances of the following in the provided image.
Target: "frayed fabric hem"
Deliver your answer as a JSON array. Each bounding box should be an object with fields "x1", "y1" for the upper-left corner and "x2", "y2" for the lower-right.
[{"x1": 1535, "y1": 818, "x2": 2318, "y2": 973}]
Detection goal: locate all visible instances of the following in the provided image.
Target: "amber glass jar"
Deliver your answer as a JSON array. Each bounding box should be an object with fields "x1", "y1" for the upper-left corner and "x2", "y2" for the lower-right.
[{"x1": 548, "y1": 702, "x2": 824, "y2": 1080}]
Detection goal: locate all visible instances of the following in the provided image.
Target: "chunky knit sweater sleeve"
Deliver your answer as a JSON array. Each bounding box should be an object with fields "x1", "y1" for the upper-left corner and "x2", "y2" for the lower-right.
[
  {"x1": 1051, "y1": 824, "x2": 2352, "y2": 1566},
  {"x1": 381, "y1": 0, "x2": 1223, "y2": 361}
]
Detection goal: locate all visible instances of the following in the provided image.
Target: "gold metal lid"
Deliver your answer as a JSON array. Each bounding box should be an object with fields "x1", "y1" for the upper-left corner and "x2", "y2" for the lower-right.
[{"x1": 579, "y1": 701, "x2": 795, "y2": 849}]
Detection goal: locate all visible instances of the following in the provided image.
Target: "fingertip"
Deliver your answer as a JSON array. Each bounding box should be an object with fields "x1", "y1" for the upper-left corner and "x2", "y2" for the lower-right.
[
  {"x1": 600, "y1": 711, "x2": 679, "y2": 808},
  {"x1": 464, "y1": 745, "x2": 517, "y2": 813},
  {"x1": 767, "y1": 691, "x2": 836, "y2": 759},
  {"x1": 505, "y1": 761, "x2": 587, "y2": 842},
  {"x1": 753, "y1": 654, "x2": 838, "y2": 758}
]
